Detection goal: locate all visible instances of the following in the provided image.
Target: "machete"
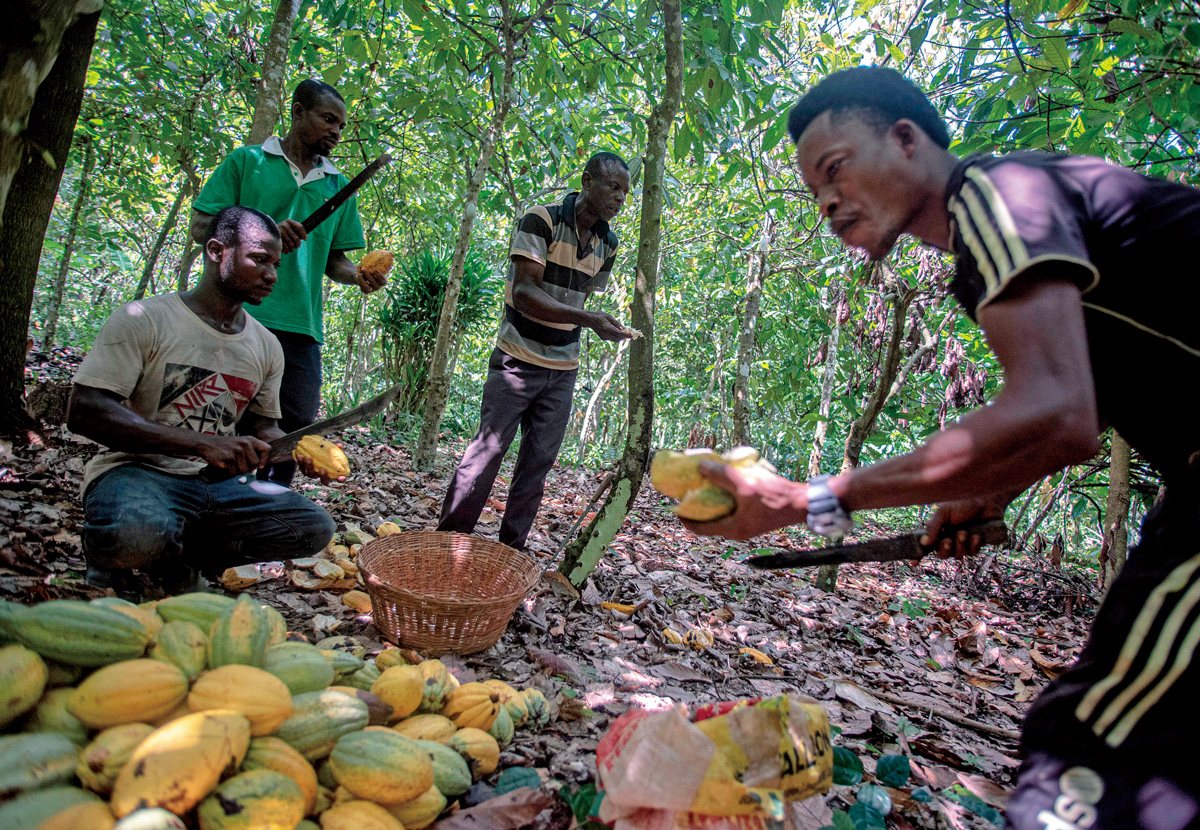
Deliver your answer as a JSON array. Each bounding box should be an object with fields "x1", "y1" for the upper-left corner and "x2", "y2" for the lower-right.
[
  {"x1": 197, "y1": 381, "x2": 403, "y2": 481},
  {"x1": 745, "y1": 519, "x2": 1009, "y2": 569},
  {"x1": 300, "y1": 153, "x2": 392, "y2": 234}
]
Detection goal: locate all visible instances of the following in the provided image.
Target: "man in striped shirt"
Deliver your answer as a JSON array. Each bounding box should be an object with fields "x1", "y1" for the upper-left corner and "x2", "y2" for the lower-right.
[
  {"x1": 438, "y1": 152, "x2": 634, "y2": 551},
  {"x1": 687, "y1": 67, "x2": 1200, "y2": 828}
]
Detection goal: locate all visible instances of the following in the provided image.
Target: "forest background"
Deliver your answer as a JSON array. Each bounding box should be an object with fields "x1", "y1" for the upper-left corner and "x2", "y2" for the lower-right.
[{"x1": 7, "y1": 0, "x2": 1200, "y2": 588}]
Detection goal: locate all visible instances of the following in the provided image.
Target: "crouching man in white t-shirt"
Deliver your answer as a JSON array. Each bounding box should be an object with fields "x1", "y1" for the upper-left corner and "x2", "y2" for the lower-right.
[{"x1": 67, "y1": 205, "x2": 339, "y2": 598}]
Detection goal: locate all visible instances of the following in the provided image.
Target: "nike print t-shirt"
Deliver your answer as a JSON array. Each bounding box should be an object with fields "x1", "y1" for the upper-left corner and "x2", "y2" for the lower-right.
[{"x1": 73, "y1": 292, "x2": 284, "y2": 491}]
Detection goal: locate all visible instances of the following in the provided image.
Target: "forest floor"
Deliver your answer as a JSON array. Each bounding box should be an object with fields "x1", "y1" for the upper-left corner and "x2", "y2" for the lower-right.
[{"x1": 1, "y1": 349, "x2": 1103, "y2": 830}]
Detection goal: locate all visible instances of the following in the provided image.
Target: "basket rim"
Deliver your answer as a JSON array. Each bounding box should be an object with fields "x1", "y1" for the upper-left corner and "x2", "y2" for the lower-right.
[{"x1": 357, "y1": 530, "x2": 541, "y2": 607}]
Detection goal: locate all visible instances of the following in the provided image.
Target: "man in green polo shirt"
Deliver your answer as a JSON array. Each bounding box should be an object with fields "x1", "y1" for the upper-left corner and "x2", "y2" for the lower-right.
[{"x1": 189, "y1": 79, "x2": 386, "y2": 485}]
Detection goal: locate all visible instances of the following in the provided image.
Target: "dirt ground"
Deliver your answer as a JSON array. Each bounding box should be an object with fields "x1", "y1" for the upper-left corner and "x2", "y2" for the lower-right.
[{"x1": 2, "y1": 349, "x2": 1101, "y2": 829}]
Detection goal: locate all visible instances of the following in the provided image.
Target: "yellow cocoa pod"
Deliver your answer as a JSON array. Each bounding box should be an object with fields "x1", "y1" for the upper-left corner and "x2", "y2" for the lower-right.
[
  {"x1": 371, "y1": 665, "x2": 424, "y2": 721},
  {"x1": 481, "y1": 679, "x2": 527, "y2": 727},
  {"x1": 392, "y1": 713, "x2": 457, "y2": 743},
  {"x1": 384, "y1": 783, "x2": 446, "y2": 829},
  {"x1": 188, "y1": 665, "x2": 293, "y2": 736},
  {"x1": 148, "y1": 700, "x2": 193, "y2": 728},
  {"x1": 35, "y1": 800, "x2": 115, "y2": 830},
  {"x1": 440, "y1": 682, "x2": 500, "y2": 731},
  {"x1": 241, "y1": 736, "x2": 319, "y2": 816},
  {"x1": 320, "y1": 800, "x2": 404, "y2": 830},
  {"x1": 649, "y1": 448, "x2": 721, "y2": 499},
  {"x1": 673, "y1": 484, "x2": 735, "y2": 521},
  {"x1": 294, "y1": 435, "x2": 350, "y2": 479},
  {"x1": 375, "y1": 521, "x2": 402, "y2": 536},
  {"x1": 373, "y1": 649, "x2": 411, "y2": 671},
  {"x1": 110, "y1": 710, "x2": 252, "y2": 818},
  {"x1": 68, "y1": 659, "x2": 189, "y2": 729},
  {"x1": 446, "y1": 727, "x2": 500, "y2": 777},
  {"x1": 77, "y1": 723, "x2": 156, "y2": 795}
]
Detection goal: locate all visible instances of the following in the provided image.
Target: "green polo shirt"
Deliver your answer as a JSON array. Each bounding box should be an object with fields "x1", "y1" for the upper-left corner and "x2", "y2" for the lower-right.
[{"x1": 193, "y1": 138, "x2": 366, "y2": 343}]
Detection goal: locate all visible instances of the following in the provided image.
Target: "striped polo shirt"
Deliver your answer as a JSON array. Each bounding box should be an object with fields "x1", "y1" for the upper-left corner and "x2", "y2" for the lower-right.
[{"x1": 496, "y1": 192, "x2": 618, "y2": 370}]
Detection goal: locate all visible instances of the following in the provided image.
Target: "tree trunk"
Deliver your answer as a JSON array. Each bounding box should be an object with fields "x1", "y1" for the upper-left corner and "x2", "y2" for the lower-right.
[
  {"x1": 42, "y1": 135, "x2": 95, "y2": 350},
  {"x1": 0, "y1": 1, "x2": 101, "y2": 224},
  {"x1": 413, "y1": 1, "x2": 530, "y2": 470},
  {"x1": 809, "y1": 284, "x2": 845, "y2": 593},
  {"x1": 558, "y1": 0, "x2": 682, "y2": 585},
  {"x1": 132, "y1": 182, "x2": 189, "y2": 301},
  {"x1": 840, "y1": 289, "x2": 914, "y2": 473},
  {"x1": 1099, "y1": 432, "x2": 1132, "y2": 589},
  {"x1": 1019, "y1": 469, "x2": 1072, "y2": 549},
  {"x1": 577, "y1": 339, "x2": 629, "y2": 453},
  {"x1": 176, "y1": 244, "x2": 200, "y2": 290},
  {"x1": 245, "y1": 0, "x2": 300, "y2": 145},
  {"x1": 730, "y1": 220, "x2": 773, "y2": 447},
  {"x1": 806, "y1": 285, "x2": 843, "y2": 478},
  {"x1": 0, "y1": 8, "x2": 100, "y2": 437},
  {"x1": 342, "y1": 294, "x2": 365, "y2": 397}
]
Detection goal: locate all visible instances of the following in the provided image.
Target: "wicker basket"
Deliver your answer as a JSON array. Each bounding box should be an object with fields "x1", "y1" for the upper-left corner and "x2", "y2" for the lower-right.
[{"x1": 357, "y1": 530, "x2": 541, "y2": 656}]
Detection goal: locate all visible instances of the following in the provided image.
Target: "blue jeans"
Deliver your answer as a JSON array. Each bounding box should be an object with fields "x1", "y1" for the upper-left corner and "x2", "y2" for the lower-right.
[{"x1": 83, "y1": 464, "x2": 335, "y2": 582}]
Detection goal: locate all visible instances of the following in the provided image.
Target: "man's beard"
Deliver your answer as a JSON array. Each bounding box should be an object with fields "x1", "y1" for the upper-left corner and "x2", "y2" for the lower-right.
[{"x1": 216, "y1": 258, "x2": 260, "y2": 304}]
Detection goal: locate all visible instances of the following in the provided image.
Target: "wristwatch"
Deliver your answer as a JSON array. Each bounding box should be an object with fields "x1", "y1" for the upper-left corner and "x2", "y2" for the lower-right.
[{"x1": 806, "y1": 474, "x2": 853, "y2": 541}]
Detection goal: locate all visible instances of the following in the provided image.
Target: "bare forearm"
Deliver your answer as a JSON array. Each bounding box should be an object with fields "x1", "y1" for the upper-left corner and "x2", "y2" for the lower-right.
[
  {"x1": 189, "y1": 210, "x2": 211, "y2": 245},
  {"x1": 68, "y1": 396, "x2": 207, "y2": 458},
  {"x1": 833, "y1": 396, "x2": 1098, "y2": 511},
  {"x1": 512, "y1": 282, "x2": 595, "y2": 327},
  {"x1": 326, "y1": 251, "x2": 359, "y2": 285}
]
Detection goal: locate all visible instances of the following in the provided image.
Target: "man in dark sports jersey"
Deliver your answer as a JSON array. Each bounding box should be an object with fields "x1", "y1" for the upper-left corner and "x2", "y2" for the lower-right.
[{"x1": 686, "y1": 66, "x2": 1200, "y2": 829}]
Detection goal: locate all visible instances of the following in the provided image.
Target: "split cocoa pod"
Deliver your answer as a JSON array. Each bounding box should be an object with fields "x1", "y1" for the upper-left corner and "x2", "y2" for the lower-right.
[{"x1": 650, "y1": 445, "x2": 778, "y2": 522}]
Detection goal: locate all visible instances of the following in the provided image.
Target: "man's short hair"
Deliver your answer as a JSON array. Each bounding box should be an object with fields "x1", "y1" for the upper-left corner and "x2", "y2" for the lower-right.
[
  {"x1": 204, "y1": 205, "x2": 280, "y2": 246},
  {"x1": 292, "y1": 79, "x2": 345, "y2": 111},
  {"x1": 584, "y1": 151, "x2": 629, "y2": 178},
  {"x1": 787, "y1": 67, "x2": 951, "y2": 149}
]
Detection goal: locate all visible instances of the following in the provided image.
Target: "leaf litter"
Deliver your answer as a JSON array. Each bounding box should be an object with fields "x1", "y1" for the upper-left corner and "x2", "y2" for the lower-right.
[{"x1": 2, "y1": 375, "x2": 1098, "y2": 827}]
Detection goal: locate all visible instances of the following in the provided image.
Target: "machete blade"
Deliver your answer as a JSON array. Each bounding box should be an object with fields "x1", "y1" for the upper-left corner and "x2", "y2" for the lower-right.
[
  {"x1": 265, "y1": 382, "x2": 403, "y2": 462},
  {"x1": 745, "y1": 519, "x2": 1009, "y2": 569}
]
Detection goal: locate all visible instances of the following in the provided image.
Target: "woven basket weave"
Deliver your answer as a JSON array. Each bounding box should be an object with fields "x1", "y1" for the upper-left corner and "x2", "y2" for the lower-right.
[{"x1": 357, "y1": 531, "x2": 541, "y2": 656}]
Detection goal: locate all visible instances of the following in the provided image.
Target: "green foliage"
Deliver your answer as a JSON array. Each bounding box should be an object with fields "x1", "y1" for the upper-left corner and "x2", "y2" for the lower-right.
[
  {"x1": 874, "y1": 754, "x2": 911, "y2": 788},
  {"x1": 23, "y1": 0, "x2": 1184, "y2": 566},
  {"x1": 377, "y1": 248, "x2": 498, "y2": 413},
  {"x1": 832, "y1": 747, "x2": 864, "y2": 786}
]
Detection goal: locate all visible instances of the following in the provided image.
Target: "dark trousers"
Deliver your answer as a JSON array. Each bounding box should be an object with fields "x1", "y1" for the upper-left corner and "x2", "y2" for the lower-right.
[
  {"x1": 438, "y1": 348, "x2": 577, "y2": 550},
  {"x1": 1005, "y1": 481, "x2": 1200, "y2": 828},
  {"x1": 258, "y1": 329, "x2": 322, "y2": 486},
  {"x1": 83, "y1": 463, "x2": 335, "y2": 592}
]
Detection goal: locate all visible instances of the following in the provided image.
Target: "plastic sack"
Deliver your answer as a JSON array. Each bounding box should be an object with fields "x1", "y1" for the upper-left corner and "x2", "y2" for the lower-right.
[{"x1": 596, "y1": 693, "x2": 832, "y2": 830}]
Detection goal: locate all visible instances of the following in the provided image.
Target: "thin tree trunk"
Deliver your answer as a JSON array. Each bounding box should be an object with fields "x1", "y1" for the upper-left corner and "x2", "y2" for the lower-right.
[
  {"x1": 414, "y1": 0, "x2": 545, "y2": 469},
  {"x1": 0, "y1": 8, "x2": 100, "y2": 436},
  {"x1": 176, "y1": 244, "x2": 200, "y2": 290},
  {"x1": 840, "y1": 289, "x2": 915, "y2": 474},
  {"x1": 245, "y1": 0, "x2": 300, "y2": 145},
  {"x1": 0, "y1": 1, "x2": 101, "y2": 224},
  {"x1": 558, "y1": 0, "x2": 682, "y2": 585},
  {"x1": 1019, "y1": 469, "x2": 1073, "y2": 549},
  {"x1": 42, "y1": 135, "x2": 95, "y2": 350},
  {"x1": 578, "y1": 339, "x2": 629, "y2": 453},
  {"x1": 806, "y1": 285, "x2": 843, "y2": 478},
  {"x1": 342, "y1": 294, "x2": 365, "y2": 397},
  {"x1": 1099, "y1": 432, "x2": 1132, "y2": 589},
  {"x1": 731, "y1": 220, "x2": 773, "y2": 446},
  {"x1": 132, "y1": 182, "x2": 189, "y2": 300}
]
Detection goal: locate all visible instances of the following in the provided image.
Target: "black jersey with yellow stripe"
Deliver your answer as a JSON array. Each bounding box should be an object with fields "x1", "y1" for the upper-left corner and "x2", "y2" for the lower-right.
[{"x1": 946, "y1": 151, "x2": 1200, "y2": 485}]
